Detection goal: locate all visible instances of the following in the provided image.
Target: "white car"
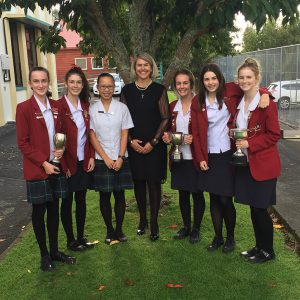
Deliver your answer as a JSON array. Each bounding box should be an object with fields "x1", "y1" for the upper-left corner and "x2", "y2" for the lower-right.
[
  {"x1": 93, "y1": 73, "x2": 125, "y2": 96},
  {"x1": 268, "y1": 80, "x2": 300, "y2": 109}
]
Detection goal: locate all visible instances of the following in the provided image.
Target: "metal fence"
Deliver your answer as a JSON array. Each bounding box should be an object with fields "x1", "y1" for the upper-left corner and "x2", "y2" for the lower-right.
[{"x1": 214, "y1": 44, "x2": 300, "y2": 128}]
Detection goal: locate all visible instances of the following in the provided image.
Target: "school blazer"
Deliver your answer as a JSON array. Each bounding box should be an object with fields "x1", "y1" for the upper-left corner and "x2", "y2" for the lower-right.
[
  {"x1": 244, "y1": 100, "x2": 281, "y2": 181},
  {"x1": 59, "y1": 96, "x2": 94, "y2": 175},
  {"x1": 16, "y1": 96, "x2": 65, "y2": 180}
]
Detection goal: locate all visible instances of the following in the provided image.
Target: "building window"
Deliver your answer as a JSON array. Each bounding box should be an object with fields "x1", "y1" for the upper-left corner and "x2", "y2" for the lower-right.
[
  {"x1": 10, "y1": 22, "x2": 23, "y2": 86},
  {"x1": 75, "y1": 58, "x2": 87, "y2": 70},
  {"x1": 25, "y1": 26, "x2": 38, "y2": 72},
  {"x1": 91, "y1": 57, "x2": 103, "y2": 70}
]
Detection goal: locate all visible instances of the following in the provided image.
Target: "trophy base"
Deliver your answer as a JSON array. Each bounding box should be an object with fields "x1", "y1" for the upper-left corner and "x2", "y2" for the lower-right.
[
  {"x1": 51, "y1": 160, "x2": 61, "y2": 170},
  {"x1": 230, "y1": 155, "x2": 248, "y2": 167},
  {"x1": 172, "y1": 153, "x2": 183, "y2": 163}
]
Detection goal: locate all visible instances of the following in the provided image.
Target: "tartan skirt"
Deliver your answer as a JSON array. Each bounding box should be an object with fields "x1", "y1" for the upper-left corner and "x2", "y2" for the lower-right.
[
  {"x1": 26, "y1": 173, "x2": 68, "y2": 204},
  {"x1": 92, "y1": 159, "x2": 133, "y2": 192}
]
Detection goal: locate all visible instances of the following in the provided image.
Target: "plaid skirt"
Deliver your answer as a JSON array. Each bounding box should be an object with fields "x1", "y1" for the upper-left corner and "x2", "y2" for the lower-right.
[
  {"x1": 26, "y1": 174, "x2": 68, "y2": 204},
  {"x1": 92, "y1": 159, "x2": 133, "y2": 192}
]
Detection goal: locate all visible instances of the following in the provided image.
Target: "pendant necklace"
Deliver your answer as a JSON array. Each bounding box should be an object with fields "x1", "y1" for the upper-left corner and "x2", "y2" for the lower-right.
[{"x1": 135, "y1": 80, "x2": 152, "y2": 99}]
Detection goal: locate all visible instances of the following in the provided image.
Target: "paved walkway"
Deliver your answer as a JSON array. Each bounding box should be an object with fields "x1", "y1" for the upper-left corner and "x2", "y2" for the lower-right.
[{"x1": 0, "y1": 122, "x2": 299, "y2": 256}]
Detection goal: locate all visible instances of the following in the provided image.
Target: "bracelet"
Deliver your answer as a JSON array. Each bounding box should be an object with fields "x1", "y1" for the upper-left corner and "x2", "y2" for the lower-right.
[{"x1": 150, "y1": 138, "x2": 159, "y2": 147}]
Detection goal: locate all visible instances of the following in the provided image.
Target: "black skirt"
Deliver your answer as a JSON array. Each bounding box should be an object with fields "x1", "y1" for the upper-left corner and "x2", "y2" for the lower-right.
[
  {"x1": 235, "y1": 166, "x2": 277, "y2": 208},
  {"x1": 26, "y1": 173, "x2": 68, "y2": 204},
  {"x1": 171, "y1": 160, "x2": 199, "y2": 193},
  {"x1": 198, "y1": 150, "x2": 235, "y2": 197},
  {"x1": 67, "y1": 160, "x2": 91, "y2": 192},
  {"x1": 92, "y1": 159, "x2": 133, "y2": 192}
]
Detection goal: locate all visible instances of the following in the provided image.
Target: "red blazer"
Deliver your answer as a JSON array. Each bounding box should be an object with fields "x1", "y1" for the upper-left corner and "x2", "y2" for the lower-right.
[
  {"x1": 191, "y1": 82, "x2": 243, "y2": 164},
  {"x1": 59, "y1": 96, "x2": 94, "y2": 175},
  {"x1": 168, "y1": 100, "x2": 199, "y2": 170},
  {"x1": 191, "y1": 82, "x2": 272, "y2": 166},
  {"x1": 242, "y1": 100, "x2": 281, "y2": 181},
  {"x1": 16, "y1": 96, "x2": 65, "y2": 180}
]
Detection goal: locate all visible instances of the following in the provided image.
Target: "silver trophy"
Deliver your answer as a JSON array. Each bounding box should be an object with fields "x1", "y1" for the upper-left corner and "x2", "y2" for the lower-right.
[
  {"x1": 52, "y1": 133, "x2": 66, "y2": 168},
  {"x1": 169, "y1": 132, "x2": 185, "y2": 162},
  {"x1": 230, "y1": 128, "x2": 248, "y2": 166}
]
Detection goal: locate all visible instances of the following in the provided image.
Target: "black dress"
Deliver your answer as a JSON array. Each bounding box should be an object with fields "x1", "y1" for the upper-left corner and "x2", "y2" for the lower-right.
[{"x1": 121, "y1": 82, "x2": 170, "y2": 182}]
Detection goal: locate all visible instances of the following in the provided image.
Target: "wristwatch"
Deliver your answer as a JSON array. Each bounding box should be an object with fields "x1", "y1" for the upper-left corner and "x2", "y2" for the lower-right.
[
  {"x1": 118, "y1": 155, "x2": 127, "y2": 161},
  {"x1": 150, "y1": 138, "x2": 159, "y2": 147}
]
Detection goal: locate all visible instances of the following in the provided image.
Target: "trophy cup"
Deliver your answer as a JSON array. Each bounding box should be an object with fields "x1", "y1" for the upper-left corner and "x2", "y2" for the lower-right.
[
  {"x1": 169, "y1": 132, "x2": 184, "y2": 162},
  {"x1": 52, "y1": 133, "x2": 66, "y2": 168},
  {"x1": 230, "y1": 128, "x2": 248, "y2": 166}
]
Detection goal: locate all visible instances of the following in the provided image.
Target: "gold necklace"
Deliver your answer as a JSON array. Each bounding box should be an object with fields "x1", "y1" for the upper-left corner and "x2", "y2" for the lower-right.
[{"x1": 135, "y1": 80, "x2": 152, "y2": 99}]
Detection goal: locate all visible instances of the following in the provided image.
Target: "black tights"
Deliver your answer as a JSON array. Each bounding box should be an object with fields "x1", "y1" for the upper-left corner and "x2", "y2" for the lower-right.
[
  {"x1": 209, "y1": 193, "x2": 236, "y2": 239},
  {"x1": 134, "y1": 180, "x2": 161, "y2": 235},
  {"x1": 99, "y1": 190, "x2": 126, "y2": 234},
  {"x1": 178, "y1": 190, "x2": 205, "y2": 230},
  {"x1": 32, "y1": 198, "x2": 59, "y2": 257},
  {"x1": 61, "y1": 190, "x2": 87, "y2": 243},
  {"x1": 250, "y1": 206, "x2": 274, "y2": 253}
]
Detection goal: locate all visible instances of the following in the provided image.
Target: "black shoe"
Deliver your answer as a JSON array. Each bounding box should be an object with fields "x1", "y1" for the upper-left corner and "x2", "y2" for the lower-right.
[
  {"x1": 240, "y1": 246, "x2": 260, "y2": 258},
  {"x1": 222, "y1": 237, "x2": 236, "y2": 253},
  {"x1": 50, "y1": 251, "x2": 76, "y2": 264},
  {"x1": 137, "y1": 228, "x2": 146, "y2": 235},
  {"x1": 189, "y1": 229, "x2": 200, "y2": 244},
  {"x1": 207, "y1": 237, "x2": 224, "y2": 252},
  {"x1": 77, "y1": 238, "x2": 94, "y2": 249},
  {"x1": 173, "y1": 227, "x2": 190, "y2": 240},
  {"x1": 116, "y1": 232, "x2": 127, "y2": 242},
  {"x1": 150, "y1": 234, "x2": 159, "y2": 241},
  {"x1": 67, "y1": 240, "x2": 86, "y2": 252},
  {"x1": 40, "y1": 255, "x2": 55, "y2": 272},
  {"x1": 249, "y1": 249, "x2": 275, "y2": 263},
  {"x1": 105, "y1": 232, "x2": 116, "y2": 244}
]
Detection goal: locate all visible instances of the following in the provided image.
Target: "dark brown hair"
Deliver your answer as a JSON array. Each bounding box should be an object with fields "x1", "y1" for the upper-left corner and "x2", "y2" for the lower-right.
[
  {"x1": 198, "y1": 63, "x2": 225, "y2": 110},
  {"x1": 65, "y1": 66, "x2": 91, "y2": 102},
  {"x1": 29, "y1": 66, "x2": 50, "y2": 81}
]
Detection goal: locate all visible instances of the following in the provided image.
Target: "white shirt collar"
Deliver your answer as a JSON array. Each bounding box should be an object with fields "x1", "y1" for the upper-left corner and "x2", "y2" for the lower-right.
[
  {"x1": 34, "y1": 95, "x2": 51, "y2": 113},
  {"x1": 237, "y1": 91, "x2": 260, "y2": 111},
  {"x1": 65, "y1": 96, "x2": 83, "y2": 113},
  {"x1": 205, "y1": 95, "x2": 218, "y2": 108},
  {"x1": 98, "y1": 98, "x2": 116, "y2": 115},
  {"x1": 173, "y1": 98, "x2": 191, "y2": 113}
]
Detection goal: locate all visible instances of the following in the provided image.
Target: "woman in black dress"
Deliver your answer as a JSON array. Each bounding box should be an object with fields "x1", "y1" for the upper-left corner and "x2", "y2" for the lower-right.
[{"x1": 120, "y1": 53, "x2": 170, "y2": 241}]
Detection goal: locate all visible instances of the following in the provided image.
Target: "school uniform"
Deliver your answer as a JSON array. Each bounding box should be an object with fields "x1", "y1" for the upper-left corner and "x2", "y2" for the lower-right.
[
  {"x1": 168, "y1": 99, "x2": 205, "y2": 239},
  {"x1": 89, "y1": 98, "x2": 134, "y2": 192},
  {"x1": 169, "y1": 99, "x2": 199, "y2": 193},
  {"x1": 59, "y1": 95, "x2": 94, "y2": 191},
  {"x1": 16, "y1": 96, "x2": 68, "y2": 203},
  {"x1": 191, "y1": 82, "x2": 242, "y2": 197},
  {"x1": 234, "y1": 91, "x2": 281, "y2": 260},
  {"x1": 16, "y1": 95, "x2": 74, "y2": 269},
  {"x1": 234, "y1": 92, "x2": 281, "y2": 208}
]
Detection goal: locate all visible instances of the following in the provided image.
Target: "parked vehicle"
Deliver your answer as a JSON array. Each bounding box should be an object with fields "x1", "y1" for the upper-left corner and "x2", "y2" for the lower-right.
[
  {"x1": 268, "y1": 80, "x2": 300, "y2": 109},
  {"x1": 93, "y1": 73, "x2": 125, "y2": 96}
]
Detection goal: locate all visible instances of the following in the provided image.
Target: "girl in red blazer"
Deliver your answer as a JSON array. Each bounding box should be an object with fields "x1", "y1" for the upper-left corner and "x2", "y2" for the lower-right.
[
  {"x1": 59, "y1": 67, "x2": 95, "y2": 251},
  {"x1": 234, "y1": 58, "x2": 281, "y2": 263},
  {"x1": 191, "y1": 64, "x2": 270, "y2": 253},
  {"x1": 16, "y1": 67, "x2": 75, "y2": 272},
  {"x1": 162, "y1": 69, "x2": 205, "y2": 243}
]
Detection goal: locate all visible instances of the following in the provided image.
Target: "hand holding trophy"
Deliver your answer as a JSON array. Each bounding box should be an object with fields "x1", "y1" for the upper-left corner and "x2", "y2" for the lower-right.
[
  {"x1": 168, "y1": 132, "x2": 185, "y2": 162},
  {"x1": 229, "y1": 128, "x2": 248, "y2": 166},
  {"x1": 52, "y1": 133, "x2": 66, "y2": 169}
]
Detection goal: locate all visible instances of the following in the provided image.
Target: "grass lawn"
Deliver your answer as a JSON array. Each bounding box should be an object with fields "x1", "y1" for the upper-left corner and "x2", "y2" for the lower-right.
[{"x1": 0, "y1": 172, "x2": 299, "y2": 300}]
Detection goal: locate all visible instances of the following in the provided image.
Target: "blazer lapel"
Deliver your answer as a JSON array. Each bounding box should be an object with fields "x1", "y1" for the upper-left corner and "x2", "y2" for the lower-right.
[{"x1": 30, "y1": 96, "x2": 47, "y2": 129}]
